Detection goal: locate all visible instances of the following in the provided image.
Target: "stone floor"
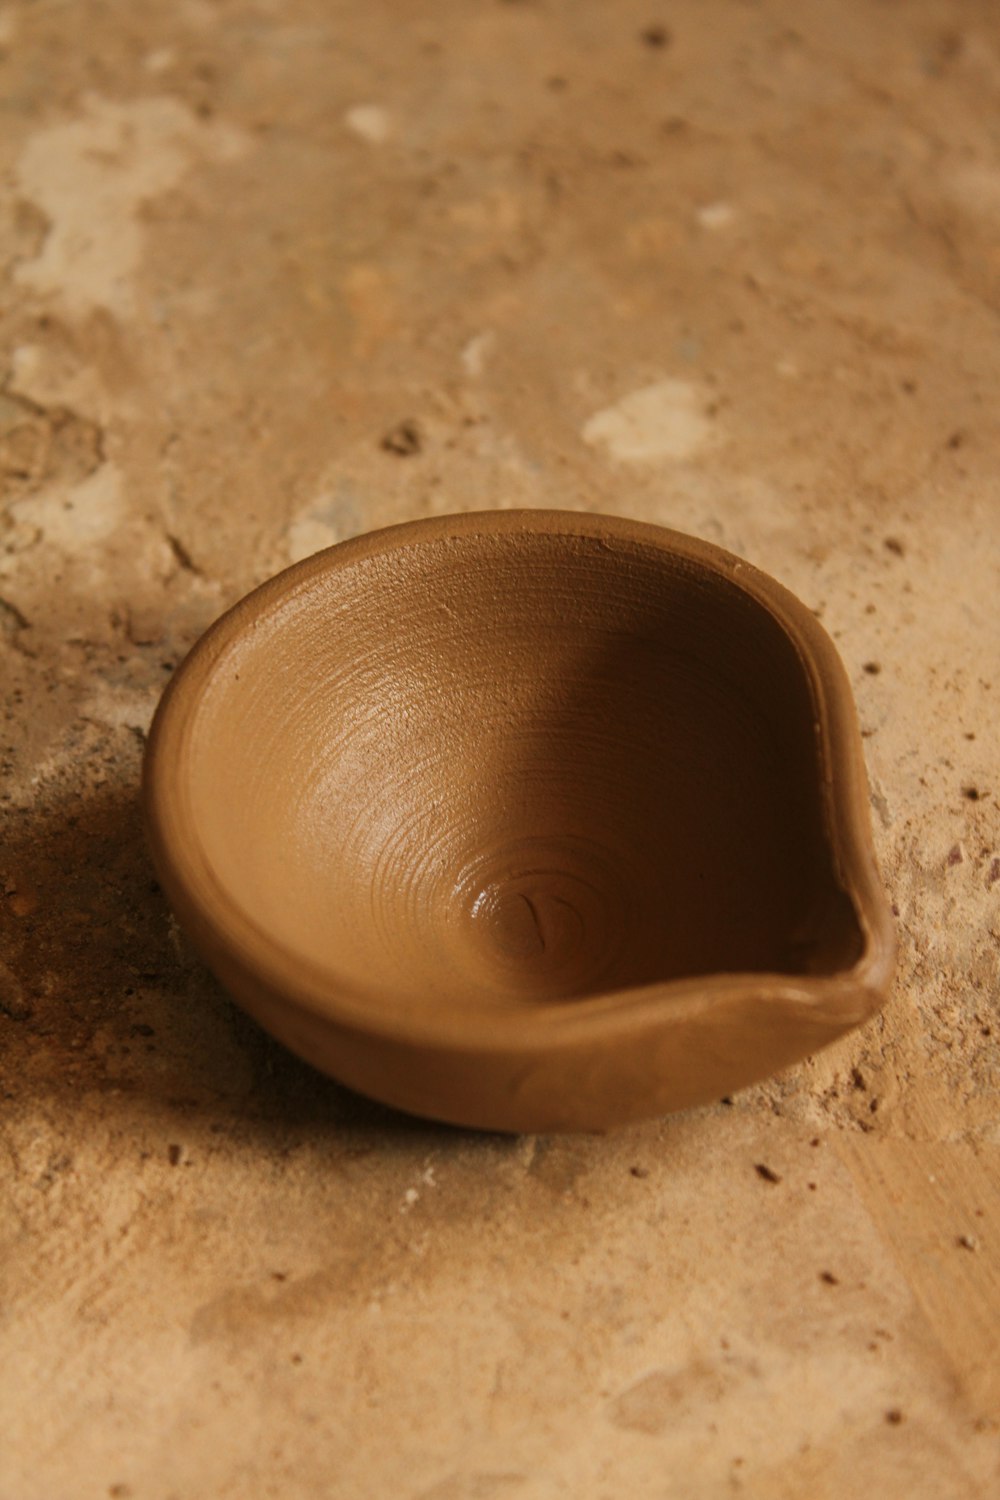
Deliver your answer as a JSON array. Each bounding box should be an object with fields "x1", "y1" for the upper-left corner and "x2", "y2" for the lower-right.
[{"x1": 1, "y1": 2, "x2": 998, "y2": 1496}]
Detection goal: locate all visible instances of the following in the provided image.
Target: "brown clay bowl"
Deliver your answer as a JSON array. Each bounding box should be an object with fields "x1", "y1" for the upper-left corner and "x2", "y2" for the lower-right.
[{"x1": 143, "y1": 511, "x2": 895, "y2": 1132}]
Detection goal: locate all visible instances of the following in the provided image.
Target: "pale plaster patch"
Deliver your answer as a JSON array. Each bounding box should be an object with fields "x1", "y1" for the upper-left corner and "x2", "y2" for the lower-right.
[
  {"x1": 9, "y1": 342, "x2": 108, "y2": 424},
  {"x1": 461, "y1": 331, "x2": 496, "y2": 378},
  {"x1": 144, "y1": 47, "x2": 178, "y2": 74},
  {"x1": 14, "y1": 95, "x2": 249, "y2": 317},
  {"x1": 287, "y1": 516, "x2": 340, "y2": 563},
  {"x1": 582, "y1": 379, "x2": 716, "y2": 463},
  {"x1": 696, "y1": 201, "x2": 735, "y2": 230},
  {"x1": 9, "y1": 463, "x2": 125, "y2": 550},
  {"x1": 85, "y1": 685, "x2": 160, "y2": 737},
  {"x1": 287, "y1": 488, "x2": 361, "y2": 563},
  {"x1": 344, "y1": 105, "x2": 393, "y2": 145}
]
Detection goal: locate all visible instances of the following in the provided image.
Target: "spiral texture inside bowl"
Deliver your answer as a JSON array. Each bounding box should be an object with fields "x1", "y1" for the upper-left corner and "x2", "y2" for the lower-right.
[{"x1": 183, "y1": 530, "x2": 859, "y2": 1015}]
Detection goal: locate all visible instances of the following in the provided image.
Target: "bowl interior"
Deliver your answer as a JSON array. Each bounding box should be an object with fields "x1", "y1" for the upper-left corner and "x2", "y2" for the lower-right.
[{"x1": 182, "y1": 528, "x2": 862, "y2": 1013}]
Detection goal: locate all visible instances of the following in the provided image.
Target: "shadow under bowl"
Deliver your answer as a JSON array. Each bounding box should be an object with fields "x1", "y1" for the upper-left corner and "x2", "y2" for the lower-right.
[{"x1": 144, "y1": 511, "x2": 895, "y2": 1131}]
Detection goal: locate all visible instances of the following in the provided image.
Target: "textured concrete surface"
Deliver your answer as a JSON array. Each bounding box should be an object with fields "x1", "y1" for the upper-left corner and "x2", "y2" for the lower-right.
[{"x1": 1, "y1": 2, "x2": 999, "y2": 1496}]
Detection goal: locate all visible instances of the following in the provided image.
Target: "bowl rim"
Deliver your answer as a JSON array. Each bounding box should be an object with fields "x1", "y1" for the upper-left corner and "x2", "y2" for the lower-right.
[{"x1": 143, "y1": 508, "x2": 897, "y2": 1053}]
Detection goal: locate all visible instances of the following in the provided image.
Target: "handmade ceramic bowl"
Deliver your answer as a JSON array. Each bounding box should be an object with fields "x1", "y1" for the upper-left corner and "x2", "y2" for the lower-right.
[{"x1": 144, "y1": 511, "x2": 895, "y2": 1132}]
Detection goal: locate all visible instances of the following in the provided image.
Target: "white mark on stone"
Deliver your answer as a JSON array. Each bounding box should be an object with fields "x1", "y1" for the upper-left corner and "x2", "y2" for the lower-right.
[
  {"x1": 80, "y1": 681, "x2": 160, "y2": 737},
  {"x1": 14, "y1": 95, "x2": 250, "y2": 316},
  {"x1": 144, "y1": 47, "x2": 178, "y2": 74},
  {"x1": 869, "y1": 777, "x2": 892, "y2": 829},
  {"x1": 695, "y1": 201, "x2": 735, "y2": 230},
  {"x1": 10, "y1": 463, "x2": 125, "y2": 549},
  {"x1": 10, "y1": 342, "x2": 107, "y2": 423},
  {"x1": 287, "y1": 488, "x2": 360, "y2": 564},
  {"x1": 461, "y1": 330, "x2": 496, "y2": 378},
  {"x1": 345, "y1": 104, "x2": 393, "y2": 145},
  {"x1": 582, "y1": 379, "x2": 716, "y2": 463},
  {"x1": 287, "y1": 517, "x2": 340, "y2": 564},
  {"x1": 401, "y1": 1186, "x2": 420, "y2": 1213}
]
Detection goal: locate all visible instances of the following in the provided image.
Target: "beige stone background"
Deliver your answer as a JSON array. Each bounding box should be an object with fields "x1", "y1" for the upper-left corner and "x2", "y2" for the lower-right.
[{"x1": 1, "y1": 1, "x2": 999, "y2": 1495}]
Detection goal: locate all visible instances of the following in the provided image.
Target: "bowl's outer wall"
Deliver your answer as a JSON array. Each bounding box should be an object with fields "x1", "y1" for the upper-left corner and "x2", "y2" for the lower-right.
[{"x1": 151, "y1": 858, "x2": 887, "y2": 1132}]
